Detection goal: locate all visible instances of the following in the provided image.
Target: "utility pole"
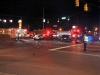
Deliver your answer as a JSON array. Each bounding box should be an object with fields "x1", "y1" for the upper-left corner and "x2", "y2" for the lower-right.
[
  {"x1": 43, "y1": 7, "x2": 44, "y2": 30},
  {"x1": 99, "y1": 7, "x2": 100, "y2": 41},
  {"x1": 21, "y1": 16, "x2": 22, "y2": 29},
  {"x1": 77, "y1": 18, "x2": 78, "y2": 27},
  {"x1": 86, "y1": 20, "x2": 87, "y2": 29}
]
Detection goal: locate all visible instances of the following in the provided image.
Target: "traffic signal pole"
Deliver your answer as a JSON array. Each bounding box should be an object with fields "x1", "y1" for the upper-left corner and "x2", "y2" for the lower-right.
[
  {"x1": 99, "y1": 7, "x2": 100, "y2": 41},
  {"x1": 43, "y1": 7, "x2": 44, "y2": 30}
]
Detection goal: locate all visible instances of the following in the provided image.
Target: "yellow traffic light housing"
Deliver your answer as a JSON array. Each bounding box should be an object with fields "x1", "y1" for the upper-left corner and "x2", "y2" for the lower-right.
[
  {"x1": 75, "y1": 0, "x2": 79, "y2": 7},
  {"x1": 19, "y1": 22, "x2": 22, "y2": 29},
  {"x1": 84, "y1": 3, "x2": 88, "y2": 11},
  {"x1": 18, "y1": 20, "x2": 22, "y2": 29}
]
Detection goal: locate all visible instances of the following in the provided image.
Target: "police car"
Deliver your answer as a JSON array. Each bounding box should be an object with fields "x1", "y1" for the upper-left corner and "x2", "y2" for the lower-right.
[{"x1": 33, "y1": 34, "x2": 44, "y2": 40}]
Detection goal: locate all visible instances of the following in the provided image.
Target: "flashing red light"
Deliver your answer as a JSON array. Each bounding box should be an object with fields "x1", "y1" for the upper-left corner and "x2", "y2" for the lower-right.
[
  {"x1": 77, "y1": 29, "x2": 80, "y2": 32},
  {"x1": 71, "y1": 28, "x2": 81, "y2": 33},
  {"x1": 43, "y1": 34, "x2": 45, "y2": 37},
  {"x1": 77, "y1": 30, "x2": 79, "y2": 32},
  {"x1": 47, "y1": 31, "x2": 50, "y2": 34},
  {"x1": 46, "y1": 31, "x2": 50, "y2": 36},
  {"x1": 73, "y1": 29, "x2": 76, "y2": 31},
  {"x1": 24, "y1": 29, "x2": 27, "y2": 32},
  {"x1": 72, "y1": 34, "x2": 75, "y2": 37}
]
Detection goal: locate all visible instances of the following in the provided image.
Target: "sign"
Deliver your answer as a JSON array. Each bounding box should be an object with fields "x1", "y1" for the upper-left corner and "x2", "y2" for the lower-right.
[
  {"x1": 61, "y1": 17, "x2": 66, "y2": 19},
  {"x1": 53, "y1": 25, "x2": 57, "y2": 27}
]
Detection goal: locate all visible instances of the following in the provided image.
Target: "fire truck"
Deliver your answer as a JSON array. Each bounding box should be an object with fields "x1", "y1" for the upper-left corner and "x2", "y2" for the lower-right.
[
  {"x1": 42, "y1": 28, "x2": 53, "y2": 38},
  {"x1": 70, "y1": 27, "x2": 82, "y2": 43}
]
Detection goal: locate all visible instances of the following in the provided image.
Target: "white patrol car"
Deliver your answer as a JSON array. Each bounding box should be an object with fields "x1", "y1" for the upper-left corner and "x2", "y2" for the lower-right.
[{"x1": 33, "y1": 34, "x2": 44, "y2": 40}]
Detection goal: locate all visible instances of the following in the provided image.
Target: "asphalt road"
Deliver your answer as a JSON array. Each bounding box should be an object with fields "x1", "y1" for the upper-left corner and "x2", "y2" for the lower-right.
[{"x1": 0, "y1": 38, "x2": 100, "y2": 75}]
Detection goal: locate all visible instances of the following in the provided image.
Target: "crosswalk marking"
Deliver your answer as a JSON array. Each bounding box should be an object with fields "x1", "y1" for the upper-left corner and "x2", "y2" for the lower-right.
[{"x1": 49, "y1": 44, "x2": 78, "y2": 51}]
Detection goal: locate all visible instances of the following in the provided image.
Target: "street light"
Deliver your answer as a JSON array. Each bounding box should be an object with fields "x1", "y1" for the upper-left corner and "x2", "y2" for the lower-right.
[
  {"x1": 2, "y1": 19, "x2": 7, "y2": 23},
  {"x1": 0, "y1": 19, "x2": 2, "y2": 21},
  {"x1": 9, "y1": 19, "x2": 13, "y2": 23},
  {"x1": 59, "y1": 28, "x2": 62, "y2": 31},
  {"x1": 95, "y1": 27, "x2": 98, "y2": 31}
]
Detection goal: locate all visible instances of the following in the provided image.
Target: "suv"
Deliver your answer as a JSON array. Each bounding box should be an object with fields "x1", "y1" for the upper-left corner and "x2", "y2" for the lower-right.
[{"x1": 58, "y1": 35, "x2": 71, "y2": 42}]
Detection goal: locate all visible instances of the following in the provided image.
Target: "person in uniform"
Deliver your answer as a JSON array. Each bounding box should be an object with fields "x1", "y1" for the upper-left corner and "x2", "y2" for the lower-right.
[{"x1": 83, "y1": 34, "x2": 88, "y2": 51}]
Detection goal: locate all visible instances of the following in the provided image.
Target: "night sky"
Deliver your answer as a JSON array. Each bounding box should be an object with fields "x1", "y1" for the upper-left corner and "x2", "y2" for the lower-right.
[{"x1": 0, "y1": 0, "x2": 100, "y2": 31}]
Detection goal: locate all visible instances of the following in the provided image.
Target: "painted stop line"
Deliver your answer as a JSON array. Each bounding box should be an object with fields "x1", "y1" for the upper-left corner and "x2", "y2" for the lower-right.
[{"x1": 49, "y1": 44, "x2": 78, "y2": 51}]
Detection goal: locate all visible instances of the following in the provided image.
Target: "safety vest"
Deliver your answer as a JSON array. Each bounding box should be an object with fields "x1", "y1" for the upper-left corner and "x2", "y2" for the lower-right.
[{"x1": 84, "y1": 36, "x2": 88, "y2": 42}]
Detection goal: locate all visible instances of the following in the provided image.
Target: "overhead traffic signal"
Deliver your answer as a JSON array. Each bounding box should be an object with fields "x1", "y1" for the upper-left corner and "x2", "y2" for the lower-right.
[
  {"x1": 84, "y1": 3, "x2": 88, "y2": 11},
  {"x1": 75, "y1": 0, "x2": 79, "y2": 7},
  {"x1": 18, "y1": 20, "x2": 22, "y2": 29},
  {"x1": 47, "y1": 19, "x2": 49, "y2": 23},
  {"x1": 67, "y1": 16, "x2": 70, "y2": 21}
]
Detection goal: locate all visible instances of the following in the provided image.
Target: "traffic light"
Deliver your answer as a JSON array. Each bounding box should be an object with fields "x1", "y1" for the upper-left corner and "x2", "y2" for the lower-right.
[
  {"x1": 84, "y1": 3, "x2": 88, "y2": 11},
  {"x1": 75, "y1": 0, "x2": 79, "y2": 7},
  {"x1": 47, "y1": 19, "x2": 49, "y2": 23},
  {"x1": 18, "y1": 20, "x2": 22, "y2": 29},
  {"x1": 57, "y1": 18, "x2": 59, "y2": 22},
  {"x1": 67, "y1": 16, "x2": 70, "y2": 21}
]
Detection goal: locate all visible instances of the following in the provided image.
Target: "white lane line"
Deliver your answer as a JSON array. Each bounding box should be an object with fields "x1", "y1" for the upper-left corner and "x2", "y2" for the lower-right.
[
  {"x1": 49, "y1": 44, "x2": 78, "y2": 51},
  {"x1": 60, "y1": 51, "x2": 100, "y2": 57}
]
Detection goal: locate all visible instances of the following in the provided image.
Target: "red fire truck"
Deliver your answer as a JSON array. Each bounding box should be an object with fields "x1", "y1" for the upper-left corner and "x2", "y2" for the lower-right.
[{"x1": 70, "y1": 27, "x2": 82, "y2": 43}]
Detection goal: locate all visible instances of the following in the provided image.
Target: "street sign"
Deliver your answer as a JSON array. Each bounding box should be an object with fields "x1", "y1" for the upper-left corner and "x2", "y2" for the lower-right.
[
  {"x1": 53, "y1": 25, "x2": 57, "y2": 27},
  {"x1": 61, "y1": 17, "x2": 66, "y2": 19}
]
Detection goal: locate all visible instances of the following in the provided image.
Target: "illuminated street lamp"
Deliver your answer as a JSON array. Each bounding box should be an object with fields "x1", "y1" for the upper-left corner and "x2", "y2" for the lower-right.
[
  {"x1": 9, "y1": 19, "x2": 13, "y2": 23},
  {"x1": 72, "y1": 25, "x2": 77, "y2": 29},
  {"x1": 59, "y1": 28, "x2": 62, "y2": 31},
  {"x1": 2, "y1": 19, "x2": 7, "y2": 23},
  {"x1": 95, "y1": 27, "x2": 98, "y2": 31},
  {"x1": 0, "y1": 19, "x2": 2, "y2": 21}
]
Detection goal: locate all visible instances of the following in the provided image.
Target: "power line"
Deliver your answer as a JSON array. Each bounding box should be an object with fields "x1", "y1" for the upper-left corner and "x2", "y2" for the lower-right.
[{"x1": 81, "y1": 0, "x2": 100, "y2": 8}]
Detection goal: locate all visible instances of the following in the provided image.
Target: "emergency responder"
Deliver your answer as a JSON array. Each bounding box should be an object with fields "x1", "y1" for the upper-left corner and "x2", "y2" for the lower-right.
[{"x1": 83, "y1": 34, "x2": 88, "y2": 51}]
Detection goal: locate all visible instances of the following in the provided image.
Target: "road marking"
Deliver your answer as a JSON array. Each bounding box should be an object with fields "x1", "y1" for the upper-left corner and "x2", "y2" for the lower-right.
[
  {"x1": 49, "y1": 44, "x2": 100, "y2": 57},
  {"x1": 49, "y1": 44, "x2": 79, "y2": 51},
  {"x1": 2, "y1": 72, "x2": 17, "y2": 75},
  {"x1": 60, "y1": 51, "x2": 100, "y2": 57}
]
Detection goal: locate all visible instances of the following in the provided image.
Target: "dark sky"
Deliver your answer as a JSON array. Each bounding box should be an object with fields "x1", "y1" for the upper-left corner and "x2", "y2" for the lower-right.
[{"x1": 0, "y1": 0, "x2": 100, "y2": 31}]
